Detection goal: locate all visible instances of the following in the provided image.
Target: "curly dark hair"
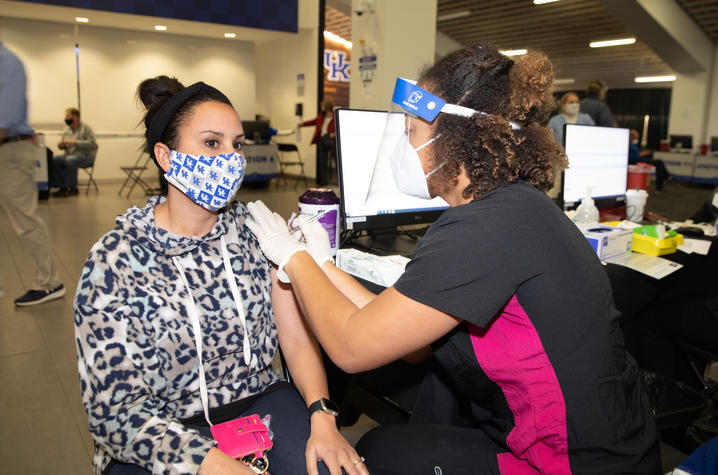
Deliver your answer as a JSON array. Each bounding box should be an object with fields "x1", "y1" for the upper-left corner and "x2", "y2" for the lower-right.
[{"x1": 419, "y1": 42, "x2": 567, "y2": 199}]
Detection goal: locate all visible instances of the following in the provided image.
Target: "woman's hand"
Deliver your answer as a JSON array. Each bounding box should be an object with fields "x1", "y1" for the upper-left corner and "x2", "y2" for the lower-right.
[
  {"x1": 198, "y1": 448, "x2": 255, "y2": 474},
  {"x1": 306, "y1": 413, "x2": 369, "y2": 475}
]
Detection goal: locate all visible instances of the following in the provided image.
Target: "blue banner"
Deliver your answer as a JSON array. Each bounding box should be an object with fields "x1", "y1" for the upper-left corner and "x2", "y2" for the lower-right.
[{"x1": 16, "y1": 0, "x2": 298, "y2": 33}]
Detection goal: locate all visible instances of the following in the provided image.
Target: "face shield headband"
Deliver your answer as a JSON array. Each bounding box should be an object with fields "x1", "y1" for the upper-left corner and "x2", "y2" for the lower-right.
[{"x1": 391, "y1": 77, "x2": 522, "y2": 130}]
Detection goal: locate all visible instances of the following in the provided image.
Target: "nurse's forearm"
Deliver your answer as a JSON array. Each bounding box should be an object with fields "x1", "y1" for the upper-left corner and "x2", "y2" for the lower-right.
[{"x1": 285, "y1": 252, "x2": 364, "y2": 372}]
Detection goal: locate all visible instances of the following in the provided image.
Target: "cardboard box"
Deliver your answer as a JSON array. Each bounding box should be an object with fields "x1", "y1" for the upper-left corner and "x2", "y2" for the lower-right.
[{"x1": 576, "y1": 224, "x2": 633, "y2": 260}]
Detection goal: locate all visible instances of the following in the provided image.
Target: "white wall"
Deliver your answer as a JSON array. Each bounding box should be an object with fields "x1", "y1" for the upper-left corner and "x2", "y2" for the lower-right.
[
  {"x1": 1, "y1": 17, "x2": 256, "y2": 182},
  {"x1": 706, "y1": 48, "x2": 718, "y2": 140},
  {"x1": 255, "y1": 0, "x2": 319, "y2": 180}
]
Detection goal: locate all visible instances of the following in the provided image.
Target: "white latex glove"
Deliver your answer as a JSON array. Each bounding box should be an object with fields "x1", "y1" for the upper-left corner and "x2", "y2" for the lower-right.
[
  {"x1": 295, "y1": 215, "x2": 334, "y2": 268},
  {"x1": 245, "y1": 200, "x2": 306, "y2": 283}
]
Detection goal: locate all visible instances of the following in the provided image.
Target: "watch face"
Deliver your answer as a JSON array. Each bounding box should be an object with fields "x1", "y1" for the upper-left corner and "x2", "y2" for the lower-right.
[{"x1": 320, "y1": 398, "x2": 339, "y2": 415}]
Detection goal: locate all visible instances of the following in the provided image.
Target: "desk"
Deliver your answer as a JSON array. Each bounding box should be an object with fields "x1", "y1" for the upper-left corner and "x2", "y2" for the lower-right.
[
  {"x1": 243, "y1": 144, "x2": 279, "y2": 183},
  {"x1": 654, "y1": 151, "x2": 718, "y2": 185}
]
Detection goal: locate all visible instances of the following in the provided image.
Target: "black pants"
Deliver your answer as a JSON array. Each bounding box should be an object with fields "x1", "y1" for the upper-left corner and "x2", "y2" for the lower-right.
[
  {"x1": 356, "y1": 423, "x2": 504, "y2": 474},
  {"x1": 106, "y1": 383, "x2": 330, "y2": 474},
  {"x1": 316, "y1": 135, "x2": 335, "y2": 186},
  {"x1": 638, "y1": 158, "x2": 669, "y2": 191}
]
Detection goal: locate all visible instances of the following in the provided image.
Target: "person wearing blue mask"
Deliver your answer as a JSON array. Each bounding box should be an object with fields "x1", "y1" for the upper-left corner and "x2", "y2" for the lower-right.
[
  {"x1": 73, "y1": 76, "x2": 365, "y2": 475},
  {"x1": 246, "y1": 43, "x2": 660, "y2": 474}
]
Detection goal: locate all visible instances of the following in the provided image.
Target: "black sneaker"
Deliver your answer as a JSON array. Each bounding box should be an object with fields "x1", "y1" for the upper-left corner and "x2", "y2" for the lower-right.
[
  {"x1": 14, "y1": 284, "x2": 66, "y2": 306},
  {"x1": 52, "y1": 188, "x2": 68, "y2": 198}
]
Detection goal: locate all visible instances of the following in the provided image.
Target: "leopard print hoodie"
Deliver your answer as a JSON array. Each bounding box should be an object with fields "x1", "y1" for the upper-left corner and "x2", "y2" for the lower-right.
[{"x1": 74, "y1": 197, "x2": 281, "y2": 474}]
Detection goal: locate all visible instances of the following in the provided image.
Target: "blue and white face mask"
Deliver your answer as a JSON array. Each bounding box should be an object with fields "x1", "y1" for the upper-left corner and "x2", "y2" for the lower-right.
[{"x1": 165, "y1": 150, "x2": 246, "y2": 211}]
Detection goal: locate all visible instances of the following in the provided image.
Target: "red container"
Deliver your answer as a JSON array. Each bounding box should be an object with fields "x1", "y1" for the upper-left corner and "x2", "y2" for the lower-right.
[
  {"x1": 627, "y1": 164, "x2": 654, "y2": 191},
  {"x1": 659, "y1": 140, "x2": 670, "y2": 152},
  {"x1": 701, "y1": 144, "x2": 710, "y2": 155}
]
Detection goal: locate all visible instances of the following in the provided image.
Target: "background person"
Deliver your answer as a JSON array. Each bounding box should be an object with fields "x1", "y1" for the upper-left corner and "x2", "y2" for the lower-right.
[
  {"x1": 0, "y1": 40, "x2": 64, "y2": 306},
  {"x1": 247, "y1": 43, "x2": 660, "y2": 474},
  {"x1": 547, "y1": 91, "x2": 594, "y2": 145},
  {"x1": 74, "y1": 76, "x2": 365, "y2": 475},
  {"x1": 580, "y1": 79, "x2": 614, "y2": 127},
  {"x1": 629, "y1": 129, "x2": 669, "y2": 192},
  {"x1": 52, "y1": 107, "x2": 97, "y2": 196},
  {"x1": 298, "y1": 99, "x2": 335, "y2": 186}
]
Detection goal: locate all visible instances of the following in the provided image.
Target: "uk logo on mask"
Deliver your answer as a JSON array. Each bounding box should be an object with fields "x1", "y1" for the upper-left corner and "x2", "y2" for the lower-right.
[{"x1": 165, "y1": 150, "x2": 246, "y2": 211}]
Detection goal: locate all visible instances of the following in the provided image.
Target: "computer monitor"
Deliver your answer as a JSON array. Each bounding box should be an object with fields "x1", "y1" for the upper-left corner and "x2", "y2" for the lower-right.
[
  {"x1": 711, "y1": 136, "x2": 718, "y2": 155},
  {"x1": 335, "y1": 108, "x2": 449, "y2": 231},
  {"x1": 669, "y1": 134, "x2": 693, "y2": 151},
  {"x1": 560, "y1": 124, "x2": 629, "y2": 209},
  {"x1": 241, "y1": 120, "x2": 270, "y2": 143}
]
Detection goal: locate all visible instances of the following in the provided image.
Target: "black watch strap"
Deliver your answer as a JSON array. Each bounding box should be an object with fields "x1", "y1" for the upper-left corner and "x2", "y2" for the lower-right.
[{"x1": 308, "y1": 398, "x2": 339, "y2": 418}]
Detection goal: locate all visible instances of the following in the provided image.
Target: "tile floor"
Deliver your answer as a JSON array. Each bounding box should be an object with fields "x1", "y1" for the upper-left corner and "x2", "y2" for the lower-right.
[{"x1": 0, "y1": 177, "x2": 712, "y2": 473}]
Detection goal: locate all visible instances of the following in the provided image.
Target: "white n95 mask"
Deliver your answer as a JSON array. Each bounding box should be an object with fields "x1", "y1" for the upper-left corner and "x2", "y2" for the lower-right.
[
  {"x1": 564, "y1": 103, "x2": 580, "y2": 116},
  {"x1": 389, "y1": 131, "x2": 444, "y2": 199},
  {"x1": 165, "y1": 150, "x2": 246, "y2": 211}
]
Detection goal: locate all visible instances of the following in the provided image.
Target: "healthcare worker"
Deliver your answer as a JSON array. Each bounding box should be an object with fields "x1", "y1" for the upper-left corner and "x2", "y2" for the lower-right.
[{"x1": 247, "y1": 43, "x2": 660, "y2": 474}]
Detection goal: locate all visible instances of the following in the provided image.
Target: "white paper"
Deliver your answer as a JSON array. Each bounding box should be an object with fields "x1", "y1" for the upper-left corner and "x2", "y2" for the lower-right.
[
  {"x1": 336, "y1": 248, "x2": 409, "y2": 287},
  {"x1": 678, "y1": 238, "x2": 712, "y2": 255},
  {"x1": 604, "y1": 252, "x2": 683, "y2": 279}
]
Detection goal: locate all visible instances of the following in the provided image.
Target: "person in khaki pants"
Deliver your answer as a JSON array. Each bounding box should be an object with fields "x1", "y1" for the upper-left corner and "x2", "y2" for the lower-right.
[{"x1": 0, "y1": 40, "x2": 64, "y2": 306}]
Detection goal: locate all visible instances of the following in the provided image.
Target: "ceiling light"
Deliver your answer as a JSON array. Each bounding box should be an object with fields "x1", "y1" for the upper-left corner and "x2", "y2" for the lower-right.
[
  {"x1": 554, "y1": 78, "x2": 575, "y2": 85},
  {"x1": 533, "y1": 0, "x2": 559, "y2": 4},
  {"x1": 154, "y1": 25, "x2": 167, "y2": 31},
  {"x1": 634, "y1": 75, "x2": 676, "y2": 83},
  {"x1": 437, "y1": 10, "x2": 471, "y2": 21},
  {"x1": 500, "y1": 49, "x2": 527, "y2": 56},
  {"x1": 224, "y1": 32, "x2": 236, "y2": 38},
  {"x1": 75, "y1": 17, "x2": 89, "y2": 23},
  {"x1": 323, "y1": 30, "x2": 352, "y2": 49},
  {"x1": 589, "y1": 38, "x2": 636, "y2": 48}
]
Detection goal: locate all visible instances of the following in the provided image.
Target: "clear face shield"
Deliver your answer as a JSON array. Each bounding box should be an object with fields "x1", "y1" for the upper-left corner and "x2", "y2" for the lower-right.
[{"x1": 365, "y1": 78, "x2": 489, "y2": 203}]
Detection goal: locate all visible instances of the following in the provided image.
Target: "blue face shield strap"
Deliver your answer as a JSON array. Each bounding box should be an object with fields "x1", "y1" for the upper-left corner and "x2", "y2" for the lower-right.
[{"x1": 391, "y1": 78, "x2": 522, "y2": 130}]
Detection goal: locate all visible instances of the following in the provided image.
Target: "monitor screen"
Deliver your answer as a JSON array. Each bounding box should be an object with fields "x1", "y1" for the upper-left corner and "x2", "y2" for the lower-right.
[
  {"x1": 669, "y1": 134, "x2": 693, "y2": 151},
  {"x1": 335, "y1": 108, "x2": 449, "y2": 231},
  {"x1": 711, "y1": 136, "x2": 718, "y2": 154},
  {"x1": 561, "y1": 124, "x2": 629, "y2": 209},
  {"x1": 241, "y1": 120, "x2": 270, "y2": 142}
]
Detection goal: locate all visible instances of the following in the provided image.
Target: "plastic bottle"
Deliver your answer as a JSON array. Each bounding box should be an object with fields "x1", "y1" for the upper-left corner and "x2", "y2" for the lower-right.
[{"x1": 573, "y1": 186, "x2": 600, "y2": 224}]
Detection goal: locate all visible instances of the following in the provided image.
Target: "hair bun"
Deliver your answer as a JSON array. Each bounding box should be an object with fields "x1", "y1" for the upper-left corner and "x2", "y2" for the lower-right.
[
  {"x1": 508, "y1": 51, "x2": 554, "y2": 124},
  {"x1": 137, "y1": 75, "x2": 184, "y2": 110}
]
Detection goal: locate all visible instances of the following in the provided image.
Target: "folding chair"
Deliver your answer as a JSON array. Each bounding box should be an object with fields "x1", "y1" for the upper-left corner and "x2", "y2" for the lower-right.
[
  {"x1": 79, "y1": 144, "x2": 99, "y2": 194},
  {"x1": 276, "y1": 143, "x2": 308, "y2": 189},
  {"x1": 80, "y1": 160, "x2": 98, "y2": 194},
  {"x1": 119, "y1": 152, "x2": 157, "y2": 198}
]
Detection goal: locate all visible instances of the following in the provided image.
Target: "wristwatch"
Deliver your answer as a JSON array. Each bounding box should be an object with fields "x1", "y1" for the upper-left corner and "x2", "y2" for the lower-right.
[{"x1": 308, "y1": 398, "x2": 339, "y2": 418}]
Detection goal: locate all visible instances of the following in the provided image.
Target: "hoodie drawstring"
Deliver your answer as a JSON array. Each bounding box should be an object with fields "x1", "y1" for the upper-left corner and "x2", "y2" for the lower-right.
[{"x1": 171, "y1": 233, "x2": 251, "y2": 427}]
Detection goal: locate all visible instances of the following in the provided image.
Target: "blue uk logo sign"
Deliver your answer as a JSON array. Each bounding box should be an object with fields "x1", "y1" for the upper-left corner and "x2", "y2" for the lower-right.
[{"x1": 324, "y1": 50, "x2": 350, "y2": 82}]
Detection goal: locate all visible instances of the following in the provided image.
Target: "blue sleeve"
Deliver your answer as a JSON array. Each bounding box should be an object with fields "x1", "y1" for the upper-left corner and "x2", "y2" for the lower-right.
[{"x1": 0, "y1": 54, "x2": 25, "y2": 131}]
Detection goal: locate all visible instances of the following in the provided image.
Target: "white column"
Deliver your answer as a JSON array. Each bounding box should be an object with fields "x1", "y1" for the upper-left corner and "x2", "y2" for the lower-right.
[{"x1": 349, "y1": 0, "x2": 437, "y2": 110}]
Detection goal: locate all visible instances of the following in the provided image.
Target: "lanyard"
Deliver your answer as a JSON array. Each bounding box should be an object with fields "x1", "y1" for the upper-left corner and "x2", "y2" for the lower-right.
[{"x1": 172, "y1": 232, "x2": 251, "y2": 426}]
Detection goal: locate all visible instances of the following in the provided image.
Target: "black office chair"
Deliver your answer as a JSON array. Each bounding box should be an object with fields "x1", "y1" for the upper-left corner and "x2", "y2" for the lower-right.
[{"x1": 276, "y1": 143, "x2": 308, "y2": 189}]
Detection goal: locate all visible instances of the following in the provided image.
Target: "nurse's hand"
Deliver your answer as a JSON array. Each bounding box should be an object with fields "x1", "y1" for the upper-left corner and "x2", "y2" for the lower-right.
[
  {"x1": 246, "y1": 200, "x2": 306, "y2": 282},
  {"x1": 295, "y1": 215, "x2": 333, "y2": 268}
]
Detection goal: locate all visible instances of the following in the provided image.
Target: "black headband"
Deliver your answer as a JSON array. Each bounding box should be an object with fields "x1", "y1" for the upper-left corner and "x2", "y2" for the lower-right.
[{"x1": 146, "y1": 81, "x2": 229, "y2": 159}]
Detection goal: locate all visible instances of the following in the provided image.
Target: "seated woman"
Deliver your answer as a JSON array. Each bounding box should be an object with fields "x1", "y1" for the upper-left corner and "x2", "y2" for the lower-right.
[
  {"x1": 247, "y1": 43, "x2": 661, "y2": 474},
  {"x1": 547, "y1": 91, "x2": 594, "y2": 145},
  {"x1": 73, "y1": 76, "x2": 365, "y2": 475}
]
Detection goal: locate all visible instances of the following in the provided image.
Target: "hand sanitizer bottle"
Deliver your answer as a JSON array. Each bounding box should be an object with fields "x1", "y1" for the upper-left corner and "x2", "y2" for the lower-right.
[{"x1": 574, "y1": 186, "x2": 599, "y2": 224}]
